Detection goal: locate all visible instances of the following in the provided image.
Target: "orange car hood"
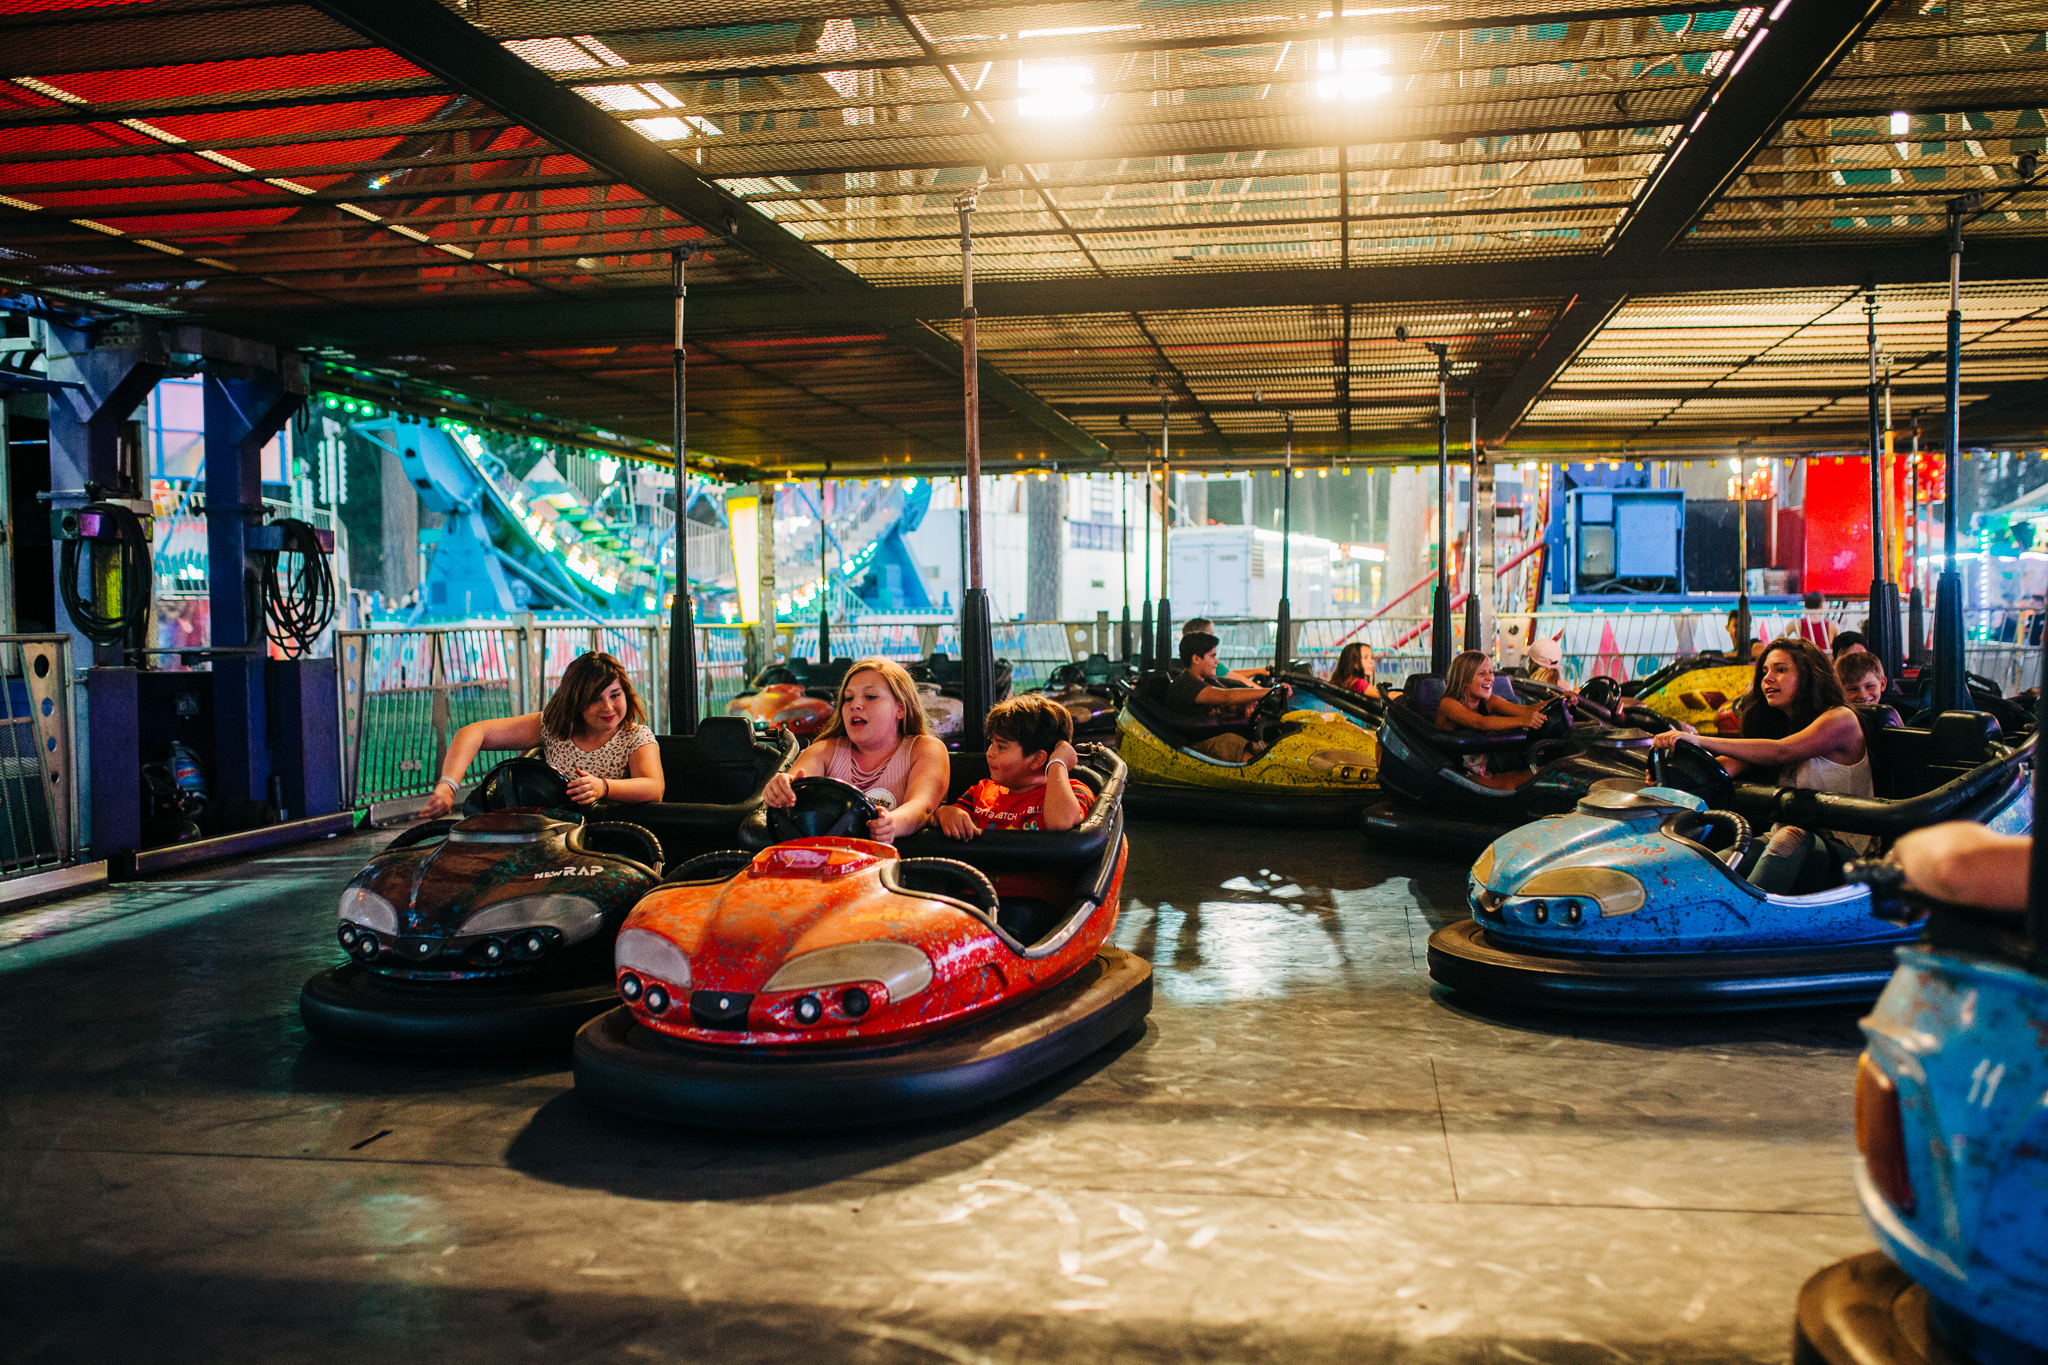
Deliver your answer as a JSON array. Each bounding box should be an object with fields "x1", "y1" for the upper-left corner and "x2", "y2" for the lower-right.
[{"x1": 623, "y1": 837, "x2": 989, "y2": 992}]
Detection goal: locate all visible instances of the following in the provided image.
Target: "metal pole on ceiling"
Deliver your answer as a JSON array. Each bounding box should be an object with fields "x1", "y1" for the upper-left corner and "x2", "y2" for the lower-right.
[
  {"x1": 667, "y1": 248, "x2": 699, "y2": 737},
  {"x1": 1255, "y1": 392, "x2": 1294, "y2": 676},
  {"x1": 1736, "y1": 451, "x2": 1750, "y2": 660},
  {"x1": 1931, "y1": 200, "x2": 1969, "y2": 715},
  {"x1": 1119, "y1": 466, "x2": 1133, "y2": 662},
  {"x1": 1464, "y1": 392, "x2": 1481, "y2": 652},
  {"x1": 1865, "y1": 289, "x2": 1901, "y2": 681},
  {"x1": 816, "y1": 475, "x2": 831, "y2": 666},
  {"x1": 1400, "y1": 325, "x2": 1454, "y2": 675},
  {"x1": 1141, "y1": 452, "x2": 1154, "y2": 672},
  {"x1": 1155, "y1": 393, "x2": 1173, "y2": 668},
  {"x1": 956, "y1": 182, "x2": 995, "y2": 752},
  {"x1": 1907, "y1": 415, "x2": 1925, "y2": 665}
]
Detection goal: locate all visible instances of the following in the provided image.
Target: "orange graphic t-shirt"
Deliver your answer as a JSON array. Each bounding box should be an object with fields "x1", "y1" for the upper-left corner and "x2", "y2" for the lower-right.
[{"x1": 949, "y1": 777, "x2": 1095, "y2": 832}]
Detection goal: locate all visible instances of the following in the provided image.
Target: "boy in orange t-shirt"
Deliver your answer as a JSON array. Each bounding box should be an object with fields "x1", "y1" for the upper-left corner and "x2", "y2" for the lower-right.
[{"x1": 933, "y1": 694, "x2": 1094, "y2": 837}]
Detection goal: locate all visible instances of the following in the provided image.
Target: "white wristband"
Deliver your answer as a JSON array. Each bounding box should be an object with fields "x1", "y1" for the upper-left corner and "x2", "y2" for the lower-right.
[{"x1": 434, "y1": 777, "x2": 458, "y2": 792}]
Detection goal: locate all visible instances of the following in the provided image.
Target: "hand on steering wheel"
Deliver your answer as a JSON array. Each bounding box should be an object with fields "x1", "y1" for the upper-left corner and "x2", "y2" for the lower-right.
[{"x1": 767, "y1": 776, "x2": 882, "y2": 843}]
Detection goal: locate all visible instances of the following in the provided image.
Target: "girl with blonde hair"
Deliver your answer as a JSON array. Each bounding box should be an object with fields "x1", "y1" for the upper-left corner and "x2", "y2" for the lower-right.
[{"x1": 762, "y1": 657, "x2": 949, "y2": 842}]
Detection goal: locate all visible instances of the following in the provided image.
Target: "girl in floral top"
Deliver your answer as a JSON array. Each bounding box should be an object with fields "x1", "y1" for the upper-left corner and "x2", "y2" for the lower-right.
[{"x1": 422, "y1": 651, "x2": 663, "y2": 817}]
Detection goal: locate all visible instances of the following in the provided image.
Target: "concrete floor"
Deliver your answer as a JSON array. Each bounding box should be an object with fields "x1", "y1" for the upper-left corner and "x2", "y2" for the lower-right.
[{"x1": 0, "y1": 820, "x2": 1877, "y2": 1364}]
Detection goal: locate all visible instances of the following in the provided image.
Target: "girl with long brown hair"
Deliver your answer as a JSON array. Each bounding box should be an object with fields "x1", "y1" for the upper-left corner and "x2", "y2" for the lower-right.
[
  {"x1": 1650, "y1": 637, "x2": 1871, "y2": 891},
  {"x1": 423, "y1": 651, "x2": 663, "y2": 817}
]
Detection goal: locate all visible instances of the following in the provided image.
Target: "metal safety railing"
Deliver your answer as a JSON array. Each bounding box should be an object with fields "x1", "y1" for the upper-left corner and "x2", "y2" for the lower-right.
[
  {"x1": 0, "y1": 636, "x2": 78, "y2": 875},
  {"x1": 336, "y1": 603, "x2": 2047, "y2": 808}
]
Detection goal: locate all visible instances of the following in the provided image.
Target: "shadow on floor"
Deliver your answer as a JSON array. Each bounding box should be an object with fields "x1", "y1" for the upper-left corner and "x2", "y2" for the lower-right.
[{"x1": 500, "y1": 1021, "x2": 1154, "y2": 1201}]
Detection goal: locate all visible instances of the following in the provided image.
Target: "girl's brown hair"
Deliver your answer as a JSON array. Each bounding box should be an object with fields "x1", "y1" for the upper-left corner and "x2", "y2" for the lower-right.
[
  {"x1": 816, "y1": 657, "x2": 930, "y2": 743},
  {"x1": 541, "y1": 651, "x2": 647, "y2": 739},
  {"x1": 1444, "y1": 649, "x2": 1493, "y2": 706},
  {"x1": 1331, "y1": 642, "x2": 1375, "y2": 688},
  {"x1": 1739, "y1": 637, "x2": 1847, "y2": 738}
]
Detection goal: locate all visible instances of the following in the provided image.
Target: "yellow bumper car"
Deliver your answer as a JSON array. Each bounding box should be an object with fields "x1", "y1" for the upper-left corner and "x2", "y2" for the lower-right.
[
  {"x1": 1629, "y1": 659, "x2": 1753, "y2": 734},
  {"x1": 1116, "y1": 673, "x2": 1380, "y2": 826}
]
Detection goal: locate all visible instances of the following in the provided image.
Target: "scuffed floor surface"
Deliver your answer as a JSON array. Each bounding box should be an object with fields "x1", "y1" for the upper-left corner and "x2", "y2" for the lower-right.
[{"x1": 0, "y1": 821, "x2": 1876, "y2": 1363}]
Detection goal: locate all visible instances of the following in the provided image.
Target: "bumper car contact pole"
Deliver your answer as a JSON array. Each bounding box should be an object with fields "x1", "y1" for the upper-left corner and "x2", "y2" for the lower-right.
[
  {"x1": 816, "y1": 476, "x2": 831, "y2": 667},
  {"x1": 1422, "y1": 335, "x2": 1454, "y2": 675},
  {"x1": 1140, "y1": 454, "x2": 1153, "y2": 672},
  {"x1": 956, "y1": 183, "x2": 996, "y2": 752},
  {"x1": 1908, "y1": 416, "x2": 1926, "y2": 665},
  {"x1": 1254, "y1": 392, "x2": 1295, "y2": 675},
  {"x1": 1931, "y1": 200, "x2": 1969, "y2": 715},
  {"x1": 1464, "y1": 393, "x2": 1481, "y2": 652},
  {"x1": 668, "y1": 248, "x2": 699, "y2": 737},
  {"x1": 1120, "y1": 468, "x2": 1133, "y2": 663},
  {"x1": 1155, "y1": 394, "x2": 1173, "y2": 667},
  {"x1": 1865, "y1": 290, "x2": 1902, "y2": 682},
  {"x1": 1736, "y1": 451, "x2": 1750, "y2": 660}
]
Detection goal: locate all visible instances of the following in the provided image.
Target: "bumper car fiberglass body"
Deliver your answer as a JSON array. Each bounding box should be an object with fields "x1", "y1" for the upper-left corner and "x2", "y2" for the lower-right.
[
  {"x1": 573, "y1": 746, "x2": 1148, "y2": 1128},
  {"x1": 1794, "y1": 887, "x2": 2048, "y2": 1365},
  {"x1": 1362, "y1": 672, "x2": 1682, "y2": 857},
  {"x1": 1115, "y1": 670, "x2": 1380, "y2": 826},
  {"x1": 1627, "y1": 657, "x2": 1756, "y2": 734},
  {"x1": 1027, "y1": 653, "x2": 1136, "y2": 739},
  {"x1": 1428, "y1": 711, "x2": 2035, "y2": 1013},
  {"x1": 300, "y1": 720, "x2": 799, "y2": 1052},
  {"x1": 724, "y1": 658, "x2": 853, "y2": 740}
]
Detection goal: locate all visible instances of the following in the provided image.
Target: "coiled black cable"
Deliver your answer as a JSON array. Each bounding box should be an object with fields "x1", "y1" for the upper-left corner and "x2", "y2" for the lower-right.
[
  {"x1": 59, "y1": 500, "x2": 152, "y2": 648},
  {"x1": 259, "y1": 517, "x2": 336, "y2": 659}
]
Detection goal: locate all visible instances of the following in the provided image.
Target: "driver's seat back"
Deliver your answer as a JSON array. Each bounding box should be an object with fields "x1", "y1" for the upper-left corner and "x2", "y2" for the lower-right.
[{"x1": 1402, "y1": 674, "x2": 1445, "y2": 721}]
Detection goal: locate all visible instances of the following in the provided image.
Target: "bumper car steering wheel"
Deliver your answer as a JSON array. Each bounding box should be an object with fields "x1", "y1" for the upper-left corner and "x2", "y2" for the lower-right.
[
  {"x1": 463, "y1": 756, "x2": 572, "y2": 814},
  {"x1": 770, "y1": 776, "x2": 882, "y2": 841},
  {"x1": 1249, "y1": 685, "x2": 1294, "y2": 747},
  {"x1": 1650, "y1": 738, "x2": 1737, "y2": 808}
]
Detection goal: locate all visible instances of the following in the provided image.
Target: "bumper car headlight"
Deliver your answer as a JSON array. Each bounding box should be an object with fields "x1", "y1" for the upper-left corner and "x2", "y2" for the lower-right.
[
  {"x1": 765, "y1": 942, "x2": 933, "y2": 1001},
  {"x1": 337, "y1": 886, "x2": 398, "y2": 936},
  {"x1": 616, "y1": 928, "x2": 692, "y2": 991},
  {"x1": 1513, "y1": 867, "x2": 1646, "y2": 918},
  {"x1": 459, "y1": 895, "x2": 606, "y2": 945},
  {"x1": 1471, "y1": 845, "x2": 1496, "y2": 886}
]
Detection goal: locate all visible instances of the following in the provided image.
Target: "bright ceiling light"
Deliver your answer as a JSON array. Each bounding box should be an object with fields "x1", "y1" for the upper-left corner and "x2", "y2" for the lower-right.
[
  {"x1": 1018, "y1": 62, "x2": 1094, "y2": 120},
  {"x1": 1890, "y1": 110, "x2": 1910, "y2": 135},
  {"x1": 1316, "y1": 43, "x2": 1391, "y2": 101}
]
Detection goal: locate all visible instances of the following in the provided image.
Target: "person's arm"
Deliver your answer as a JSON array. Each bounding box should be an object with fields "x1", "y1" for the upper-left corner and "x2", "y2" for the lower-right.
[
  {"x1": 569, "y1": 736, "x2": 664, "y2": 806},
  {"x1": 870, "y1": 735, "x2": 950, "y2": 840},
  {"x1": 422, "y1": 713, "x2": 545, "y2": 817},
  {"x1": 1653, "y1": 707, "x2": 1861, "y2": 769},
  {"x1": 1891, "y1": 823, "x2": 2030, "y2": 910},
  {"x1": 1039, "y1": 741, "x2": 1083, "y2": 831},
  {"x1": 1436, "y1": 696, "x2": 1528, "y2": 733},
  {"x1": 762, "y1": 739, "x2": 832, "y2": 808}
]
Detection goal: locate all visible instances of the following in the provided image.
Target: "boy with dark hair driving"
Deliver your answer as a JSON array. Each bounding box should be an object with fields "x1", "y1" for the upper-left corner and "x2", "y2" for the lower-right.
[{"x1": 933, "y1": 694, "x2": 1093, "y2": 838}]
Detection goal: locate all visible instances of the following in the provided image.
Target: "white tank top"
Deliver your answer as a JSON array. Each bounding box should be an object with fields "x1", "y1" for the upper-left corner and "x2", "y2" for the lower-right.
[{"x1": 1789, "y1": 749, "x2": 1875, "y2": 855}]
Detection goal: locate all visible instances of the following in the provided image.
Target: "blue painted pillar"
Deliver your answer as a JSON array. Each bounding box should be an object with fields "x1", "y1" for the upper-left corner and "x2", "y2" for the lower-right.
[
  {"x1": 43, "y1": 320, "x2": 166, "y2": 666},
  {"x1": 203, "y1": 370, "x2": 305, "y2": 806}
]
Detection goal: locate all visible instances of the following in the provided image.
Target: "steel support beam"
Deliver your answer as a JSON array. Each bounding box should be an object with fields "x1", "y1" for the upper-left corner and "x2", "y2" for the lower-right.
[
  {"x1": 888, "y1": 323, "x2": 1110, "y2": 462},
  {"x1": 311, "y1": 0, "x2": 1102, "y2": 464},
  {"x1": 1477, "y1": 0, "x2": 1890, "y2": 446},
  {"x1": 246, "y1": 240, "x2": 2048, "y2": 353}
]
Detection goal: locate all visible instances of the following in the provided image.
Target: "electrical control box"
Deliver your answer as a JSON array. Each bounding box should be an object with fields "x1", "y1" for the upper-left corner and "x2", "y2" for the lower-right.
[{"x1": 1565, "y1": 489, "x2": 1684, "y2": 595}]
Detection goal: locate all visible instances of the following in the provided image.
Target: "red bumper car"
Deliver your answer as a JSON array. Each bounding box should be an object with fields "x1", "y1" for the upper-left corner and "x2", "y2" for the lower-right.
[{"x1": 572, "y1": 747, "x2": 1146, "y2": 1127}]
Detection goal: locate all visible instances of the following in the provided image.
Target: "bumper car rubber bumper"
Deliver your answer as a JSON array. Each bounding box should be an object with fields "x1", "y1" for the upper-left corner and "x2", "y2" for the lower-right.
[
  {"x1": 573, "y1": 947, "x2": 1153, "y2": 1128},
  {"x1": 300, "y1": 963, "x2": 619, "y2": 1053},
  {"x1": 1425, "y1": 919, "x2": 1902, "y2": 1013},
  {"x1": 1792, "y1": 1251, "x2": 2043, "y2": 1365},
  {"x1": 1361, "y1": 801, "x2": 1512, "y2": 857}
]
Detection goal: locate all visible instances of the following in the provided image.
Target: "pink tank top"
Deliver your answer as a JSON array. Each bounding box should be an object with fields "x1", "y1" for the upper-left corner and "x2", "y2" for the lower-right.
[{"x1": 822, "y1": 737, "x2": 920, "y2": 811}]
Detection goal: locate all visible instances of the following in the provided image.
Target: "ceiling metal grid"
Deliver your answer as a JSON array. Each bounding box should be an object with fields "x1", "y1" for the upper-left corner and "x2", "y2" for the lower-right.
[{"x1": 1690, "y1": 4, "x2": 2048, "y2": 248}]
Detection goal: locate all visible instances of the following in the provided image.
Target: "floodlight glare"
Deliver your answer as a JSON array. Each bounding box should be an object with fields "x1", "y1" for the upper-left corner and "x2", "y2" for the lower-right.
[
  {"x1": 1018, "y1": 63, "x2": 1094, "y2": 120},
  {"x1": 1890, "y1": 110, "x2": 1910, "y2": 135},
  {"x1": 1316, "y1": 43, "x2": 1391, "y2": 101}
]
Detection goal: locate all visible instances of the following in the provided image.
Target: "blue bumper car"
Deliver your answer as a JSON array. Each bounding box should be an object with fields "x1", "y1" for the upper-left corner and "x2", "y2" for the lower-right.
[
  {"x1": 1362, "y1": 672, "x2": 1687, "y2": 857},
  {"x1": 1428, "y1": 713, "x2": 2036, "y2": 1013},
  {"x1": 1793, "y1": 879, "x2": 2048, "y2": 1363}
]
